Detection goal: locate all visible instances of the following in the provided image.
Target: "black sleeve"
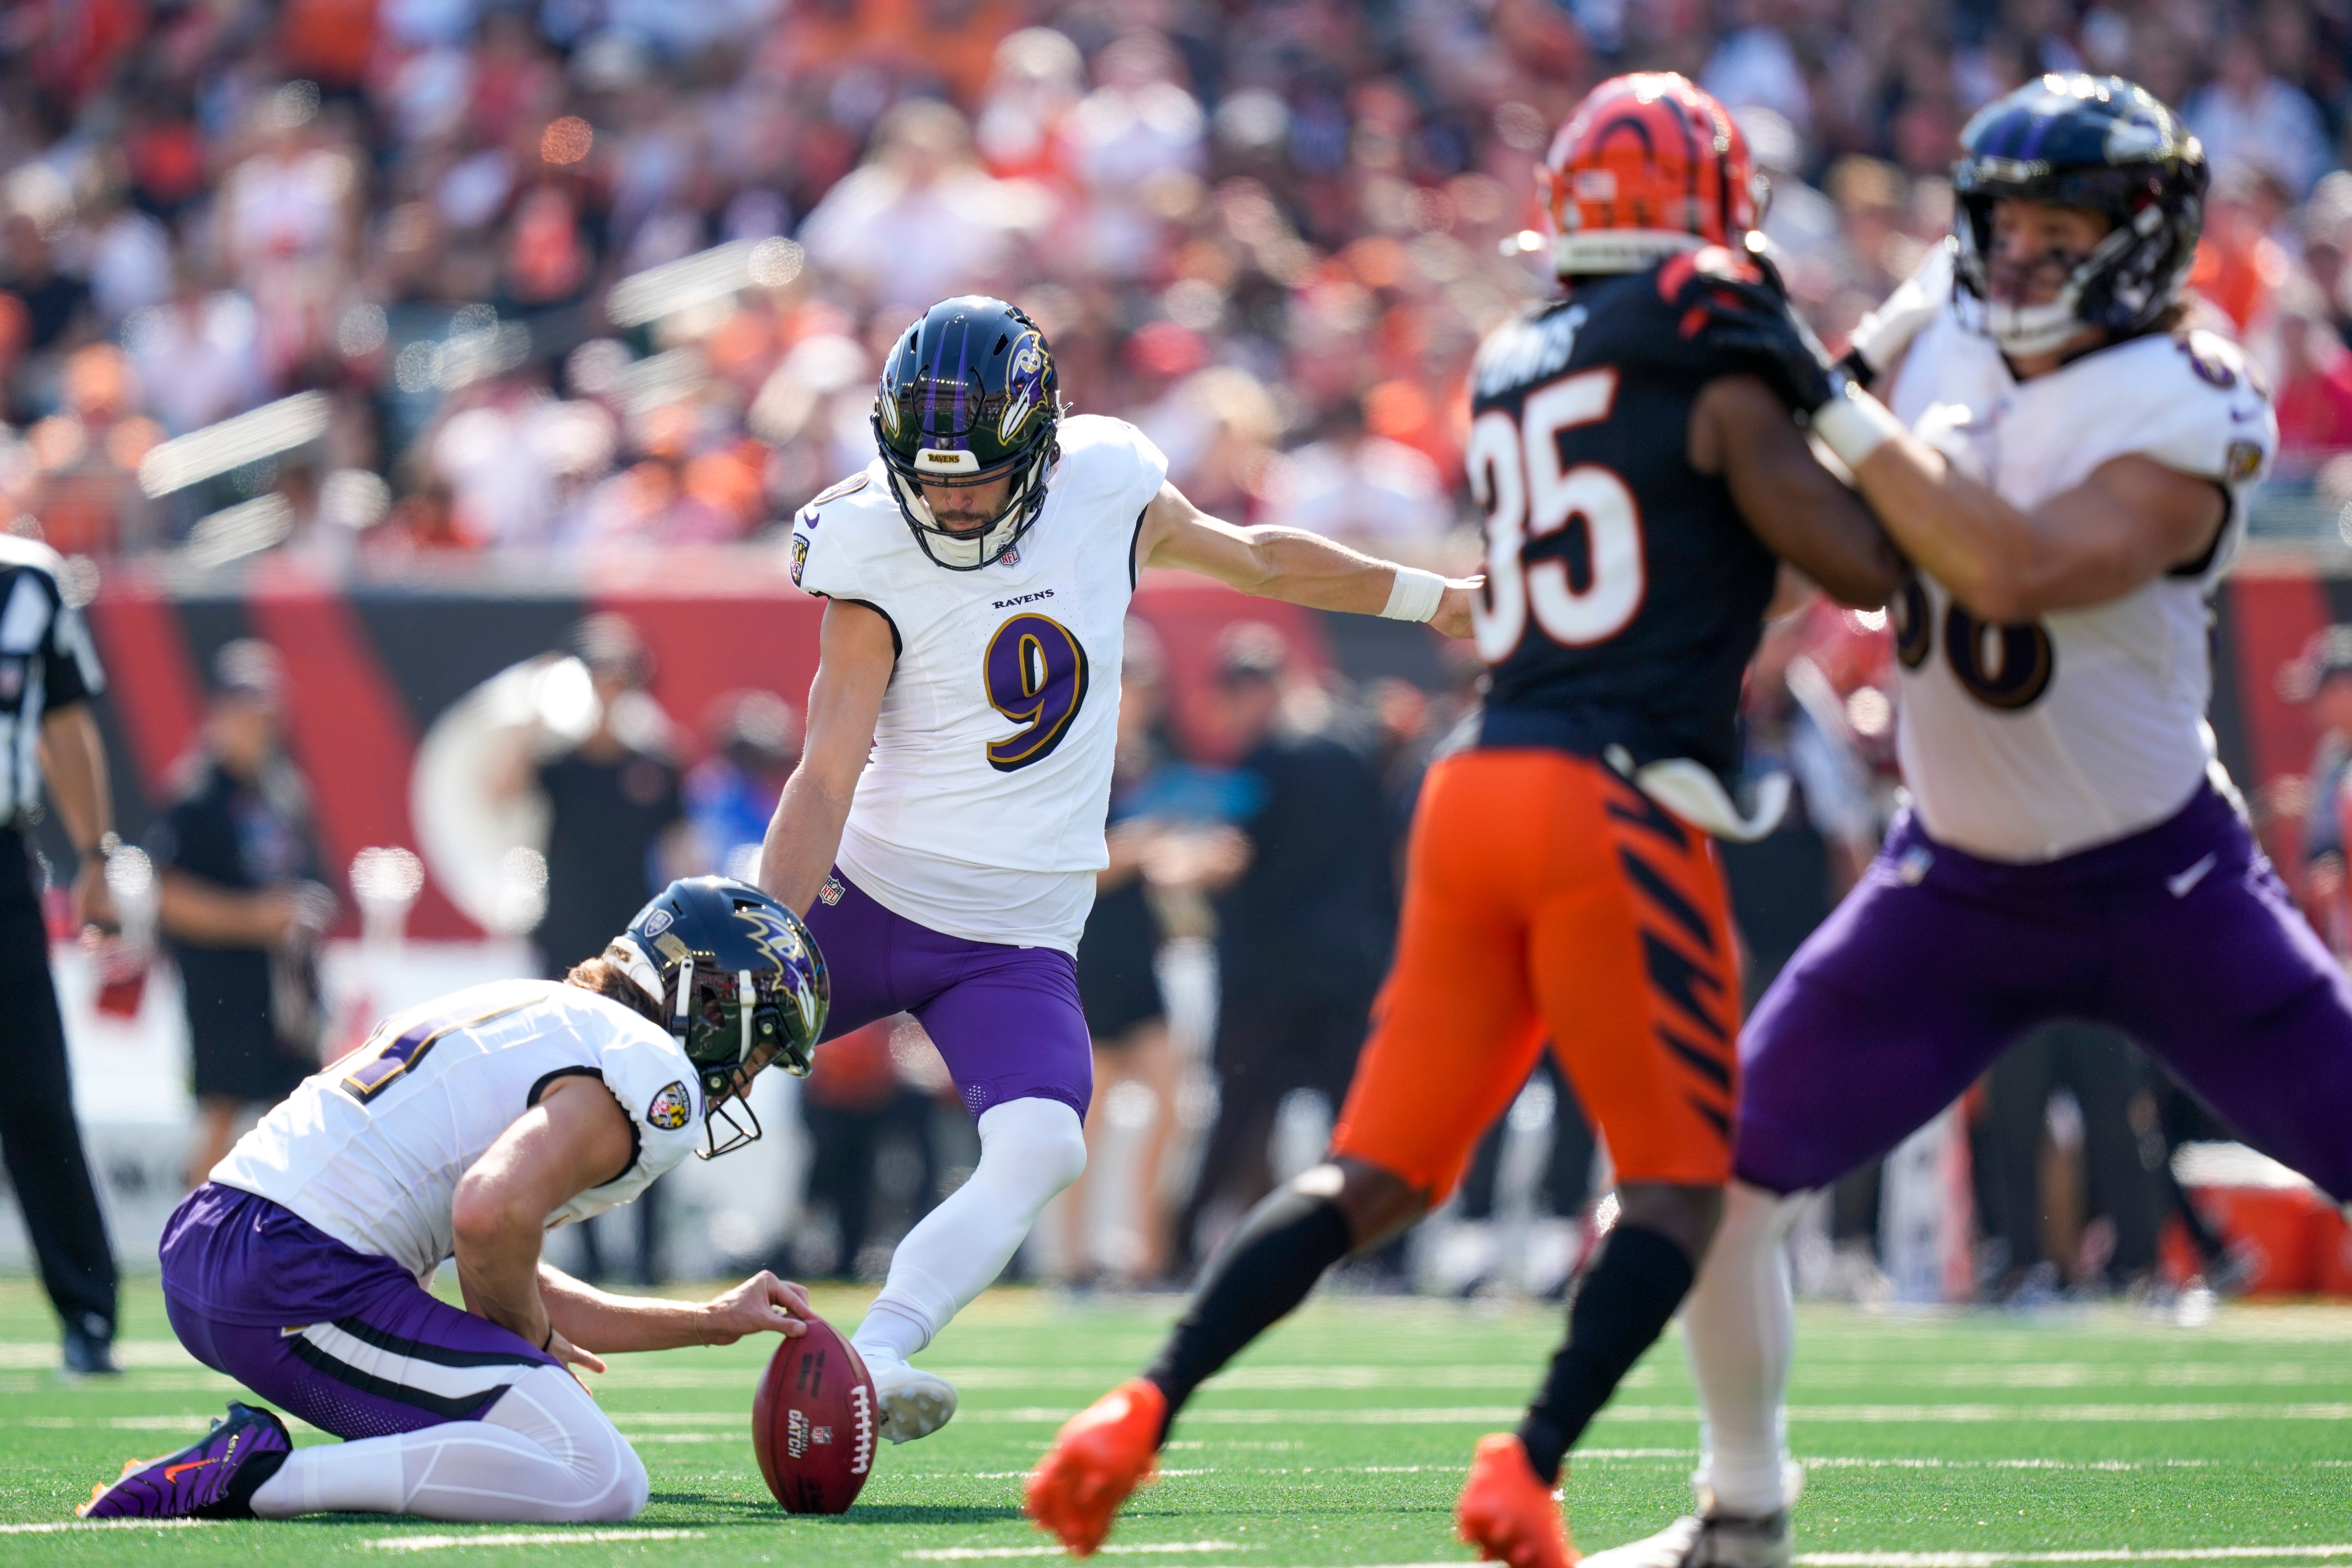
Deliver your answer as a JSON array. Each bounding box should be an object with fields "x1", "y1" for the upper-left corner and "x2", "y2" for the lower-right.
[{"x1": 38, "y1": 572, "x2": 104, "y2": 710}]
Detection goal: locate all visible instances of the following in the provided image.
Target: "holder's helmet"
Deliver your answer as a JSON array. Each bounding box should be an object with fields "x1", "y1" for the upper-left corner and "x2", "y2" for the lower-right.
[
  {"x1": 872, "y1": 295, "x2": 1062, "y2": 571},
  {"x1": 1540, "y1": 73, "x2": 1763, "y2": 277},
  {"x1": 605, "y1": 878, "x2": 828, "y2": 1158},
  {"x1": 1950, "y1": 74, "x2": 2206, "y2": 357}
]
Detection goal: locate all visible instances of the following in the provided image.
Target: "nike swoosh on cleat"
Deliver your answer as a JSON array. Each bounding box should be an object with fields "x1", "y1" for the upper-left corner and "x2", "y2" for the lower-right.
[
  {"x1": 2167, "y1": 853, "x2": 2218, "y2": 898},
  {"x1": 162, "y1": 1460, "x2": 217, "y2": 1483}
]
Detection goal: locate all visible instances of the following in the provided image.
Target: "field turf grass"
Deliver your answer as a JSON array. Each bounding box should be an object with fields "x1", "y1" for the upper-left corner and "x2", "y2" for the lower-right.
[{"x1": 0, "y1": 1276, "x2": 2347, "y2": 1565}]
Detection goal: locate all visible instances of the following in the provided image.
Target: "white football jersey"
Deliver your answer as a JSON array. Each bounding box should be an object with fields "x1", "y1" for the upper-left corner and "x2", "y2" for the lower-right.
[
  {"x1": 212, "y1": 980, "x2": 704, "y2": 1283},
  {"x1": 790, "y1": 414, "x2": 1169, "y2": 953},
  {"x1": 1883, "y1": 306, "x2": 2276, "y2": 862}
]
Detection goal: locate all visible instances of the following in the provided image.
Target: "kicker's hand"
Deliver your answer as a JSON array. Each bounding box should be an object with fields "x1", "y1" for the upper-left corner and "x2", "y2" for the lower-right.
[{"x1": 699, "y1": 1270, "x2": 812, "y2": 1346}]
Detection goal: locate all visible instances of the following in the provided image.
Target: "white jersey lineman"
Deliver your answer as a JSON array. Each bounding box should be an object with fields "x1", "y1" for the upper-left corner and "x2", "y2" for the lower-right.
[
  {"x1": 1883, "y1": 305, "x2": 2277, "y2": 860},
  {"x1": 789, "y1": 412, "x2": 1169, "y2": 952},
  {"x1": 214, "y1": 979, "x2": 703, "y2": 1281}
]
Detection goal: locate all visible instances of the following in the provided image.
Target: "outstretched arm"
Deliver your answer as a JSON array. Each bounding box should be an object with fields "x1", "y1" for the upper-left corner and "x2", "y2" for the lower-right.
[
  {"x1": 1136, "y1": 481, "x2": 1478, "y2": 638},
  {"x1": 450, "y1": 1077, "x2": 812, "y2": 1367},
  {"x1": 1844, "y1": 439, "x2": 2224, "y2": 622},
  {"x1": 758, "y1": 598, "x2": 895, "y2": 917}
]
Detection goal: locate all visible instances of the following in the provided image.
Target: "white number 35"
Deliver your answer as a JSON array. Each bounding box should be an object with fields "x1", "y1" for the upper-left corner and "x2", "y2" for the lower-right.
[{"x1": 1467, "y1": 367, "x2": 1645, "y2": 664}]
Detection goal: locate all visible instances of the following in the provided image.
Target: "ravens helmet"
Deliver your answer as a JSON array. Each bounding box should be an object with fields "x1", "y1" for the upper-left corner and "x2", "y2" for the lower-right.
[
  {"x1": 606, "y1": 877, "x2": 829, "y2": 1158},
  {"x1": 872, "y1": 295, "x2": 1062, "y2": 571},
  {"x1": 1951, "y1": 74, "x2": 2206, "y2": 357}
]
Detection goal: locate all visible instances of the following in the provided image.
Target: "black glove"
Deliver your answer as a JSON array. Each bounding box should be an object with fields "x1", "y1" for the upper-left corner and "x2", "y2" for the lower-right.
[{"x1": 1689, "y1": 272, "x2": 1840, "y2": 415}]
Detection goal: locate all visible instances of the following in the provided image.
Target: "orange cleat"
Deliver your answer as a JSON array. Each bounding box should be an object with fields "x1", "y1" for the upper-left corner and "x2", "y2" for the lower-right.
[
  {"x1": 1457, "y1": 1432, "x2": 1580, "y2": 1568},
  {"x1": 1024, "y1": 1377, "x2": 1167, "y2": 1558}
]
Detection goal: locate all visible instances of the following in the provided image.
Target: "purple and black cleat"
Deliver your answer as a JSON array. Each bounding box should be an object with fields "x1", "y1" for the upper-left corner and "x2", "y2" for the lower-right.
[{"x1": 78, "y1": 1402, "x2": 292, "y2": 1520}]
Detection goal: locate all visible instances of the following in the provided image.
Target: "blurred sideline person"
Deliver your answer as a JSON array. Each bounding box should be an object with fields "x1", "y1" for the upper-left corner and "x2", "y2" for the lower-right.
[
  {"x1": 1618, "y1": 76, "x2": 2352, "y2": 1568},
  {"x1": 1172, "y1": 624, "x2": 1392, "y2": 1275},
  {"x1": 762, "y1": 294, "x2": 1476, "y2": 1446},
  {"x1": 79, "y1": 879, "x2": 826, "y2": 1524},
  {"x1": 149, "y1": 641, "x2": 336, "y2": 1188},
  {"x1": 1028, "y1": 74, "x2": 1901, "y2": 1564},
  {"x1": 685, "y1": 690, "x2": 802, "y2": 884},
  {"x1": 1980, "y1": 1021, "x2": 2162, "y2": 1298},
  {"x1": 797, "y1": 1018, "x2": 946, "y2": 1280},
  {"x1": 1063, "y1": 620, "x2": 1183, "y2": 1285},
  {"x1": 0, "y1": 534, "x2": 121, "y2": 1374},
  {"x1": 497, "y1": 613, "x2": 689, "y2": 1286}
]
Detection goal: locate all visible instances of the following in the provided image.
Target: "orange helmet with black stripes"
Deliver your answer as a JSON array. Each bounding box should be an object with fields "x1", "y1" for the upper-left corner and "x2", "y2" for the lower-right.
[{"x1": 1539, "y1": 73, "x2": 1763, "y2": 277}]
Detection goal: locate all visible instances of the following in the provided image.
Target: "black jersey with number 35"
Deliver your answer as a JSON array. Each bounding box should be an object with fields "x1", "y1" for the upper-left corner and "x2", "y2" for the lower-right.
[{"x1": 1469, "y1": 252, "x2": 1780, "y2": 783}]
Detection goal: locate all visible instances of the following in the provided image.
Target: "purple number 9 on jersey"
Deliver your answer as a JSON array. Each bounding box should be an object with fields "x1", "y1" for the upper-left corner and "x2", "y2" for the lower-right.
[{"x1": 982, "y1": 613, "x2": 1091, "y2": 772}]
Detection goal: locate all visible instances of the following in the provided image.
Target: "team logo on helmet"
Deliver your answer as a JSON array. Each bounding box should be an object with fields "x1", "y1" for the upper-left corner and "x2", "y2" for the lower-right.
[
  {"x1": 647, "y1": 1081, "x2": 692, "y2": 1131},
  {"x1": 997, "y1": 330, "x2": 1051, "y2": 445},
  {"x1": 734, "y1": 902, "x2": 806, "y2": 969},
  {"x1": 875, "y1": 376, "x2": 903, "y2": 439}
]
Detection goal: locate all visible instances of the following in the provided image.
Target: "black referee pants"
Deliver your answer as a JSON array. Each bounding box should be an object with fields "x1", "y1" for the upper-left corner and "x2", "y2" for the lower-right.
[{"x1": 0, "y1": 829, "x2": 117, "y2": 1338}]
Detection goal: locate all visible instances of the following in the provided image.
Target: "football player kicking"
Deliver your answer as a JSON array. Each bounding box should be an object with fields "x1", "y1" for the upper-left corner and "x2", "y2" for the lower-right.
[
  {"x1": 1588, "y1": 75, "x2": 2352, "y2": 1568},
  {"x1": 760, "y1": 294, "x2": 1481, "y2": 1444},
  {"x1": 1027, "y1": 75, "x2": 1904, "y2": 1565},
  {"x1": 77, "y1": 878, "x2": 826, "y2": 1524}
]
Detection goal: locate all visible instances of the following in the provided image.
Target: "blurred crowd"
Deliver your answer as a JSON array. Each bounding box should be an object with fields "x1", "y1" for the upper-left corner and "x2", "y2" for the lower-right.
[{"x1": 4, "y1": 0, "x2": 2352, "y2": 569}]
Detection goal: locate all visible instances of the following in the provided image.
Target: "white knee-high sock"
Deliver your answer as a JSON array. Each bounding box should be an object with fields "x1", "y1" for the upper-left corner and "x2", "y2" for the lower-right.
[
  {"x1": 854, "y1": 1097, "x2": 1087, "y2": 1365},
  {"x1": 251, "y1": 1365, "x2": 648, "y2": 1522},
  {"x1": 1684, "y1": 1181, "x2": 1808, "y2": 1515}
]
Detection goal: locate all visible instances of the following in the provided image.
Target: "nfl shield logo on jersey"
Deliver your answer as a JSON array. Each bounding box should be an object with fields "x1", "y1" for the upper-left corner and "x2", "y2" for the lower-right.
[{"x1": 646, "y1": 1081, "x2": 692, "y2": 1131}]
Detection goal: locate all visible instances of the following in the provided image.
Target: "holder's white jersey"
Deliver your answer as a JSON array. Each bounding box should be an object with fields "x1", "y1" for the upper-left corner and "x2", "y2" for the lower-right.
[
  {"x1": 212, "y1": 980, "x2": 704, "y2": 1282},
  {"x1": 1883, "y1": 307, "x2": 2275, "y2": 862},
  {"x1": 789, "y1": 414, "x2": 1169, "y2": 953}
]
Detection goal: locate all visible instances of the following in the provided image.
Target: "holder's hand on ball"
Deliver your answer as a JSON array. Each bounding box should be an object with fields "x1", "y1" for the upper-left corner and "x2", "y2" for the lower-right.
[{"x1": 701, "y1": 1270, "x2": 812, "y2": 1346}]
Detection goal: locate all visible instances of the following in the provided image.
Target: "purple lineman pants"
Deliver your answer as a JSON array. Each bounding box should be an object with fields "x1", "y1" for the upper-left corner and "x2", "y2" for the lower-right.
[
  {"x1": 159, "y1": 1183, "x2": 562, "y2": 1440},
  {"x1": 801, "y1": 868, "x2": 1095, "y2": 1124},
  {"x1": 1737, "y1": 784, "x2": 2352, "y2": 1203}
]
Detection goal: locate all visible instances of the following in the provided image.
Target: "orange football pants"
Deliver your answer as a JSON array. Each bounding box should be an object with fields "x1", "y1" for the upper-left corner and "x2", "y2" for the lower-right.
[{"x1": 1331, "y1": 748, "x2": 1740, "y2": 1198}]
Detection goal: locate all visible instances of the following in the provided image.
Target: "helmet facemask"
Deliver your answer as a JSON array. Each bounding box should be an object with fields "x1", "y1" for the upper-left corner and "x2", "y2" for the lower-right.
[
  {"x1": 1948, "y1": 75, "x2": 2206, "y2": 360},
  {"x1": 872, "y1": 298, "x2": 1063, "y2": 571},
  {"x1": 671, "y1": 954, "x2": 816, "y2": 1160},
  {"x1": 874, "y1": 421, "x2": 1059, "y2": 571}
]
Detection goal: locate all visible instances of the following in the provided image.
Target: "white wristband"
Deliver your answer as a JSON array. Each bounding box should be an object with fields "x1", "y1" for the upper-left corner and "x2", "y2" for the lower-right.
[
  {"x1": 1808, "y1": 382, "x2": 1909, "y2": 470},
  {"x1": 1380, "y1": 566, "x2": 1446, "y2": 623}
]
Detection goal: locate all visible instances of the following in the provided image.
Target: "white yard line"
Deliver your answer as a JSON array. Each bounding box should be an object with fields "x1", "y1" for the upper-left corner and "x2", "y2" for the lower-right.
[
  {"x1": 960, "y1": 1402, "x2": 2352, "y2": 1425},
  {"x1": 362, "y1": 1529, "x2": 705, "y2": 1551},
  {"x1": 903, "y1": 1545, "x2": 1240, "y2": 1562},
  {"x1": 1798, "y1": 1550, "x2": 2352, "y2": 1567},
  {"x1": 0, "y1": 1518, "x2": 213, "y2": 1534}
]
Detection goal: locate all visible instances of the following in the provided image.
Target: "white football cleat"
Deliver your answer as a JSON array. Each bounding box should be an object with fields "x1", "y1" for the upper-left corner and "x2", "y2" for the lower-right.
[
  {"x1": 1578, "y1": 1467, "x2": 1803, "y2": 1568},
  {"x1": 869, "y1": 1360, "x2": 959, "y2": 1445}
]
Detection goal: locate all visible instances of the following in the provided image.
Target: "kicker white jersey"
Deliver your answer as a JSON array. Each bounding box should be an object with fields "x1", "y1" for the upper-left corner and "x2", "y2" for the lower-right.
[
  {"x1": 212, "y1": 979, "x2": 704, "y2": 1283},
  {"x1": 1883, "y1": 306, "x2": 2276, "y2": 862},
  {"x1": 789, "y1": 414, "x2": 1169, "y2": 953}
]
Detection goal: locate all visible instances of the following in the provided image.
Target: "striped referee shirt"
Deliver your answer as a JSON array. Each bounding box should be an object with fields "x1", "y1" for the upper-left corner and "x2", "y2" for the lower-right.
[{"x1": 0, "y1": 536, "x2": 106, "y2": 825}]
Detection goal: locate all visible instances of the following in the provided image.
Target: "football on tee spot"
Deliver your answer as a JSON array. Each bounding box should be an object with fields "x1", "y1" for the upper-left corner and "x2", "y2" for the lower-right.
[{"x1": 751, "y1": 1312, "x2": 878, "y2": 1514}]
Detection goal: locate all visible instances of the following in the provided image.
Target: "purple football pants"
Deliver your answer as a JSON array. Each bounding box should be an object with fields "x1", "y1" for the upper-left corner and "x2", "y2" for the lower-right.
[
  {"x1": 1738, "y1": 785, "x2": 2352, "y2": 1203},
  {"x1": 160, "y1": 1183, "x2": 560, "y2": 1440},
  {"x1": 802, "y1": 868, "x2": 1094, "y2": 1124}
]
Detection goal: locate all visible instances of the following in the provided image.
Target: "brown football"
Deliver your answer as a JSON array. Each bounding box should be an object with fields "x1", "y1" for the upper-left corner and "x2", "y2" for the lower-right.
[{"x1": 750, "y1": 1313, "x2": 878, "y2": 1514}]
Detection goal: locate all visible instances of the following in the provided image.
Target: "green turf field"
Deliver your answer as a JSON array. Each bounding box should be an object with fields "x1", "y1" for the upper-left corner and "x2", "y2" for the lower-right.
[{"x1": 1, "y1": 1275, "x2": 2347, "y2": 1565}]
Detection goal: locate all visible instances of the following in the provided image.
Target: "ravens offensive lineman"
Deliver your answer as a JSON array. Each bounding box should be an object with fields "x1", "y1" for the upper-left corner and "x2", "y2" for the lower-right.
[
  {"x1": 1591, "y1": 75, "x2": 2352, "y2": 1568},
  {"x1": 1027, "y1": 74, "x2": 1902, "y2": 1565},
  {"x1": 78, "y1": 879, "x2": 826, "y2": 1524},
  {"x1": 760, "y1": 296, "x2": 1477, "y2": 1444}
]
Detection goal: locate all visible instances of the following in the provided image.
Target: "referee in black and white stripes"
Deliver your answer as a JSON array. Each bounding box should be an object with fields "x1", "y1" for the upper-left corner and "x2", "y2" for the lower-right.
[{"x1": 0, "y1": 534, "x2": 120, "y2": 1374}]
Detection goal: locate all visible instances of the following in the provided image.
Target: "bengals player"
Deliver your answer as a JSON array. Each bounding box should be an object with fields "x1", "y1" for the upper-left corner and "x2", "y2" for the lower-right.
[{"x1": 1026, "y1": 74, "x2": 1902, "y2": 1566}]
